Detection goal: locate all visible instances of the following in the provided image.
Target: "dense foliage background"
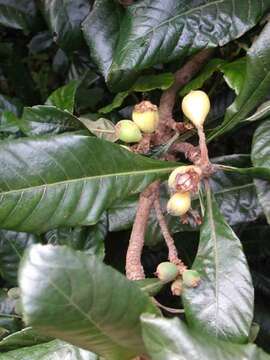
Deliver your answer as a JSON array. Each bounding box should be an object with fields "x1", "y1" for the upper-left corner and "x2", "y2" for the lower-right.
[{"x1": 1, "y1": 1, "x2": 270, "y2": 359}]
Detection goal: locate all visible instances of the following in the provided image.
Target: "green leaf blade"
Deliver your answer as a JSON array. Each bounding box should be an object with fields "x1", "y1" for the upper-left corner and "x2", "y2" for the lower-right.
[
  {"x1": 251, "y1": 119, "x2": 270, "y2": 223},
  {"x1": 182, "y1": 188, "x2": 254, "y2": 343},
  {"x1": 19, "y1": 245, "x2": 159, "y2": 359},
  {"x1": 0, "y1": 134, "x2": 177, "y2": 232}
]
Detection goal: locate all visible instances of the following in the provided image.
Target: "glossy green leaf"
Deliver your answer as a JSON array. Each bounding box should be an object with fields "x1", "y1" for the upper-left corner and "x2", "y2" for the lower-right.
[
  {"x1": 242, "y1": 101, "x2": 270, "y2": 124},
  {"x1": 132, "y1": 73, "x2": 174, "y2": 92},
  {"x1": 0, "y1": 230, "x2": 39, "y2": 285},
  {"x1": 79, "y1": 117, "x2": 118, "y2": 142},
  {"x1": 135, "y1": 279, "x2": 164, "y2": 297},
  {"x1": 251, "y1": 120, "x2": 270, "y2": 223},
  {"x1": 182, "y1": 187, "x2": 254, "y2": 343},
  {"x1": 19, "y1": 245, "x2": 159, "y2": 359},
  {"x1": 41, "y1": 0, "x2": 91, "y2": 51},
  {"x1": 0, "y1": 327, "x2": 52, "y2": 351},
  {"x1": 180, "y1": 59, "x2": 226, "y2": 96},
  {"x1": 20, "y1": 106, "x2": 81, "y2": 136},
  {"x1": 45, "y1": 81, "x2": 79, "y2": 113},
  {"x1": 221, "y1": 57, "x2": 247, "y2": 95},
  {"x1": 45, "y1": 219, "x2": 106, "y2": 260},
  {"x1": 83, "y1": 0, "x2": 270, "y2": 90},
  {"x1": 98, "y1": 92, "x2": 129, "y2": 114},
  {"x1": 209, "y1": 22, "x2": 270, "y2": 141},
  {"x1": 0, "y1": 339, "x2": 98, "y2": 360},
  {"x1": 141, "y1": 314, "x2": 270, "y2": 360},
  {"x1": 0, "y1": 0, "x2": 39, "y2": 32},
  {"x1": 0, "y1": 134, "x2": 177, "y2": 233},
  {"x1": 0, "y1": 112, "x2": 20, "y2": 135},
  {"x1": 82, "y1": 0, "x2": 124, "y2": 83}
]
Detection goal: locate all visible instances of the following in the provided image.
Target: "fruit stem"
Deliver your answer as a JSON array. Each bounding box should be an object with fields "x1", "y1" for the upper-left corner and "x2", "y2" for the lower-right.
[
  {"x1": 126, "y1": 181, "x2": 160, "y2": 280},
  {"x1": 154, "y1": 194, "x2": 187, "y2": 274},
  {"x1": 197, "y1": 125, "x2": 210, "y2": 167}
]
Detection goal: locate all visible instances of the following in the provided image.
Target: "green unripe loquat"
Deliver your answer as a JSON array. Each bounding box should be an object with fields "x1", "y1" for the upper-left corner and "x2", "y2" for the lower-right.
[
  {"x1": 116, "y1": 120, "x2": 142, "y2": 143},
  {"x1": 182, "y1": 269, "x2": 201, "y2": 288},
  {"x1": 182, "y1": 90, "x2": 210, "y2": 128},
  {"x1": 171, "y1": 278, "x2": 183, "y2": 296},
  {"x1": 132, "y1": 101, "x2": 159, "y2": 133},
  {"x1": 167, "y1": 192, "x2": 191, "y2": 216},
  {"x1": 156, "y1": 262, "x2": 179, "y2": 283}
]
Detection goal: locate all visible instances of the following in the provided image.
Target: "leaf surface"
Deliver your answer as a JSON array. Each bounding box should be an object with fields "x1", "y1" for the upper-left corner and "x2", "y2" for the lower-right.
[
  {"x1": 19, "y1": 245, "x2": 159, "y2": 359},
  {"x1": 182, "y1": 186, "x2": 254, "y2": 343}
]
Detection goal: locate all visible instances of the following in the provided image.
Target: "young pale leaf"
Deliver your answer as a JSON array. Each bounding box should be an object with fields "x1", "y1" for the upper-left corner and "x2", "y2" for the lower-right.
[
  {"x1": 19, "y1": 245, "x2": 159, "y2": 359},
  {"x1": 209, "y1": 22, "x2": 270, "y2": 141},
  {"x1": 141, "y1": 314, "x2": 270, "y2": 360},
  {"x1": 0, "y1": 327, "x2": 52, "y2": 351},
  {"x1": 0, "y1": 339, "x2": 98, "y2": 360},
  {"x1": 251, "y1": 120, "x2": 270, "y2": 223},
  {"x1": 83, "y1": 0, "x2": 270, "y2": 90},
  {"x1": 0, "y1": 134, "x2": 177, "y2": 233},
  {"x1": 182, "y1": 186, "x2": 254, "y2": 343},
  {"x1": 79, "y1": 117, "x2": 118, "y2": 142},
  {"x1": 45, "y1": 80, "x2": 79, "y2": 113}
]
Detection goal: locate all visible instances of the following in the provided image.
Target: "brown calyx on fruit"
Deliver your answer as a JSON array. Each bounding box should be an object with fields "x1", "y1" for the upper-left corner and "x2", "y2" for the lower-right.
[{"x1": 134, "y1": 100, "x2": 158, "y2": 113}]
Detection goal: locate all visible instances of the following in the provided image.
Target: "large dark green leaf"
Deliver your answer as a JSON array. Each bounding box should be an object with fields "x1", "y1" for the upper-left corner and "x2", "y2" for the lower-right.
[
  {"x1": 209, "y1": 22, "x2": 270, "y2": 141},
  {"x1": 83, "y1": 0, "x2": 270, "y2": 90},
  {"x1": 221, "y1": 57, "x2": 246, "y2": 95},
  {"x1": 182, "y1": 186, "x2": 254, "y2": 343},
  {"x1": 251, "y1": 120, "x2": 270, "y2": 223},
  {"x1": 0, "y1": 0, "x2": 39, "y2": 32},
  {"x1": 20, "y1": 106, "x2": 81, "y2": 136},
  {"x1": 41, "y1": 0, "x2": 91, "y2": 51},
  {"x1": 0, "y1": 327, "x2": 52, "y2": 351},
  {"x1": 0, "y1": 230, "x2": 39, "y2": 285},
  {"x1": 0, "y1": 339, "x2": 98, "y2": 360},
  {"x1": 141, "y1": 314, "x2": 270, "y2": 360},
  {"x1": 45, "y1": 81, "x2": 79, "y2": 113},
  {"x1": 19, "y1": 245, "x2": 159, "y2": 359},
  {"x1": 0, "y1": 134, "x2": 177, "y2": 233}
]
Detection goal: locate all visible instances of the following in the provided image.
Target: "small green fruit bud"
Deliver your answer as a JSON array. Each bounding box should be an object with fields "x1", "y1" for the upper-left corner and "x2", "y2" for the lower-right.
[
  {"x1": 182, "y1": 269, "x2": 201, "y2": 288},
  {"x1": 116, "y1": 120, "x2": 142, "y2": 143},
  {"x1": 132, "y1": 101, "x2": 159, "y2": 134},
  {"x1": 168, "y1": 165, "x2": 202, "y2": 193},
  {"x1": 156, "y1": 262, "x2": 179, "y2": 283},
  {"x1": 7, "y1": 287, "x2": 21, "y2": 300},
  {"x1": 182, "y1": 90, "x2": 210, "y2": 128},
  {"x1": 167, "y1": 192, "x2": 191, "y2": 216},
  {"x1": 171, "y1": 278, "x2": 183, "y2": 296}
]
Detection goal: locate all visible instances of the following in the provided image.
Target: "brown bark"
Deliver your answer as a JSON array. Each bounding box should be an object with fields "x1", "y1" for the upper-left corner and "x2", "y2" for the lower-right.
[{"x1": 125, "y1": 181, "x2": 159, "y2": 280}]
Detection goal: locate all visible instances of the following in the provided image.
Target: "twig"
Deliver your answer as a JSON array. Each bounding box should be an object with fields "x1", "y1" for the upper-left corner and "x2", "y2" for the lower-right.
[
  {"x1": 154, "y1": 195, "x2": 186, "y2": 274},
  {"x1": 169, "y1": 142, "x2": 200, "y2": 163},
  {"x1": 126, "y1": 181, "x2": 160, "y2": 280},
  {"x1": 152, "y1": 298, "x2": 185, "y2": 314},
  {"x1": 153, "y1": 48, "x2": 214, "y2": 145}
]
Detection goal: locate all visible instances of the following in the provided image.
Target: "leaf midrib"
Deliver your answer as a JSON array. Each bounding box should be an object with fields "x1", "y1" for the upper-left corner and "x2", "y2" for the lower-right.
[
  {"x1": 0, "y1": 166, "x2": 176, "y2": 197},
  {"x1": 206, "y1": 186, "x2": 219, "y2": 337}
]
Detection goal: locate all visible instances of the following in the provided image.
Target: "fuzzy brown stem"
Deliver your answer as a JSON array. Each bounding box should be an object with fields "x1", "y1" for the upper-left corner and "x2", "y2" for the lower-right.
[
  {"x1": 154, "y1": 197, "x2": 187, "y2": 274},
  {"x1": 153, "y1": 49, "x2": 214, "y2": 145},
  {"x1": 126, "y1": 181, "x2": 160, "y2": 280},
  {"x1": 197, "y1": 126, "x2": 209, "y2": 165},
  {"x1": 169, "y1": 142, "x2": 201, "y2": 163}
]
